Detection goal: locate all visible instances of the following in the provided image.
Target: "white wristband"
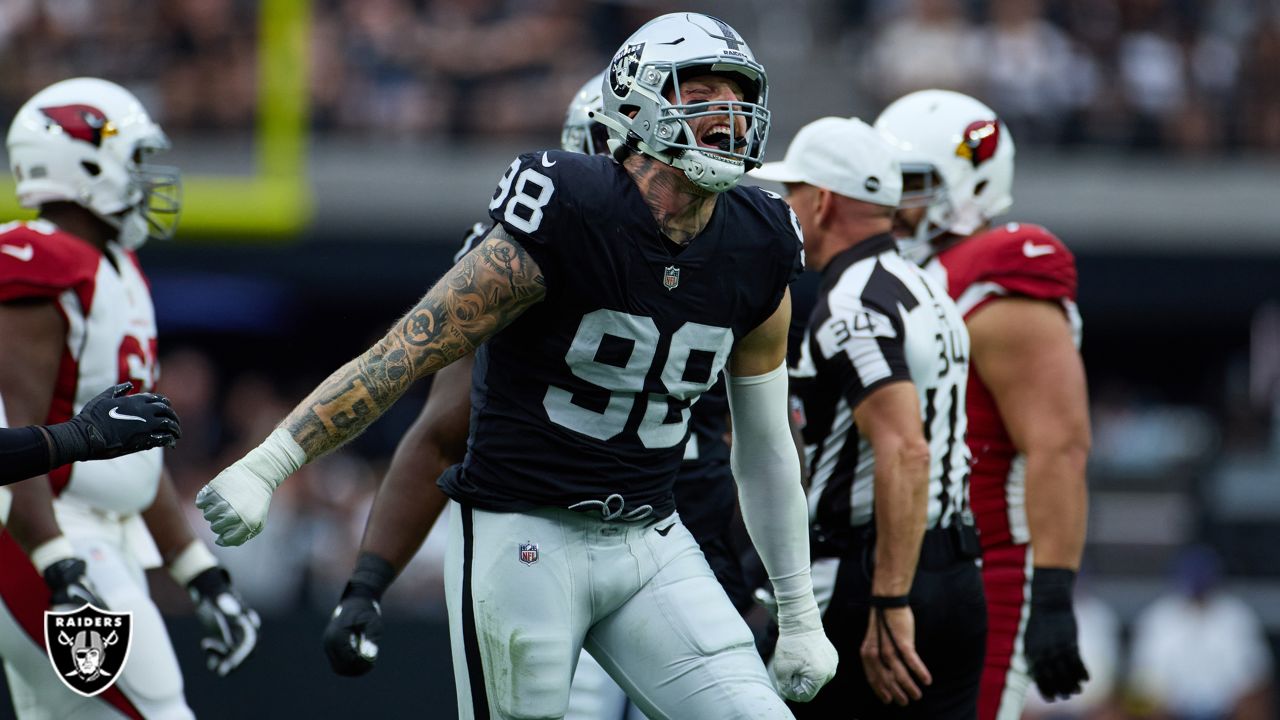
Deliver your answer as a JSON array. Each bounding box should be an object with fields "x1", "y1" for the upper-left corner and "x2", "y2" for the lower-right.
[
  {"x1": 167, "y1": 540, "x2": 219, "y2": 587},
  {"x1": 30, "y1": 535, "x2": 77, "y2": 574}
]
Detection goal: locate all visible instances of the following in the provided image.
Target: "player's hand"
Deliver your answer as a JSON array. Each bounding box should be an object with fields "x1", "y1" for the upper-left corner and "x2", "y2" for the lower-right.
[
  {"x1": 772, "y1": 589, "x2": 838, "y2": 702},
  {"x1": 323, "y1": 552, "x2": 396, "y2": 676},
  {"x1": 323, "y1": 590, "x2": 384, "y2": 676},
  {"x1": 196, "y1": 429, "x2": 306, "y2": 546},
  {"x1": 1025, "y1": 568, "x2": 1089, "y2": 701},
  {"x1": 187, "y1": 567, "x2": 260, "y2": 676},
  {"x1": 43, "y1": 557, "x2": 107, "y2": 611},
  {"x1": 861, "y1": 605, "x2": 932, "y2": 706},
  {"x1": 69, "y1": 383, "x2": 182, "y2": 459}
]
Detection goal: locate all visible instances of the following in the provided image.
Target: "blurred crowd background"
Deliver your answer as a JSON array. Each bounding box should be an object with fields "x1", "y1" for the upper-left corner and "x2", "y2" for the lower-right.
[
  {"x1": 1, "y1": 0, "x2": 1279, "y2": 152},
  {"x1": 2, "y1": 0, "x2": 1279, "y2": 718}
]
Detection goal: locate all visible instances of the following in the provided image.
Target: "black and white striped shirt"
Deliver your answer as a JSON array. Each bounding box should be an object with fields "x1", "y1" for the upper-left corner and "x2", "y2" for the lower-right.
[{"x1": 791, "y1": 234, "x2": 971, "y2": 532}]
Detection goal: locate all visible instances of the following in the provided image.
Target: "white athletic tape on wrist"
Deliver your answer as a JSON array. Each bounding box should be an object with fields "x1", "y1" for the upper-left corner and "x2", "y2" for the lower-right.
[
  {"x1": 168, "y1": 539, "x2": 219, "y2": 587},
  {"x1": 244, "y1": 428, "x2": 308, "y2": 490},
  {"x1": 31, "y1": 535, "x2": 77, "y2": 574}
]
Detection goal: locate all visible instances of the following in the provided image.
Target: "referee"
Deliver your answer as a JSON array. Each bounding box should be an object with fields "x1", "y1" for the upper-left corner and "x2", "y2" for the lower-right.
[{"x1": 752, "y1": 117, "x2": 985, "y2": 719}]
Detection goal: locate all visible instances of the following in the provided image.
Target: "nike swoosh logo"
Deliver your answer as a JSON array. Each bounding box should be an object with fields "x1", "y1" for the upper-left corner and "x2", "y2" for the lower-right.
[
  {"x1": 0, "y1": 244, "x2": 33, "y2": 262},
  {"x1": 108, "y1": 406, "x2": 146, "y2": 422},
  {"x1": 1023, "y1": 240, "x2": 1055, "y2": 258},
  {"x1": 541, "y1": 153, "x2": 556, "y2": 168},
  {"x1": 655, "y1": 523, "x2": 676, "y2": 537}
]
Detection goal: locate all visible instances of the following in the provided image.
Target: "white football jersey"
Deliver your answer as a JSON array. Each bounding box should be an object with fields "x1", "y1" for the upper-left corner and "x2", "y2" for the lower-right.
[{"x1": 0, "y1": 220, "x2": 162, "y2": 514}]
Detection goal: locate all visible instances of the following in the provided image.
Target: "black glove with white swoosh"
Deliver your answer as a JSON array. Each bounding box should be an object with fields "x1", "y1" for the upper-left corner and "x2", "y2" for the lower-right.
[{"x1": 44, "y1": 383, "x2": 181, "y2": 463}]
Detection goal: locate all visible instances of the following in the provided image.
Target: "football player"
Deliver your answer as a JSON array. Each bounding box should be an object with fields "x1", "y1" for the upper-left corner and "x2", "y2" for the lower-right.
[
  {"x1": 322, "y1": 69, "x2": 755, "y2": 720},
  {"x1": 0, "y1": 382, "x2": 179, "y2": 486},
  {"x1": 0, "y1": 78, "x2": 259, "y2": 719},
  {"x1": 199, "y1": 12, "x2": 837, "y2": 719},
  {"x1": 875, "y1": 90, "x2": 1091, "y2": 719}
]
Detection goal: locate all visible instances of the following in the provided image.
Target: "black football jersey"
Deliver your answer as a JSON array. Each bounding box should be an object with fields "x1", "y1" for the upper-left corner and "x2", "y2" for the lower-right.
[{"x1": 439, "y1": 150, "x2": 802, "y2": 517}]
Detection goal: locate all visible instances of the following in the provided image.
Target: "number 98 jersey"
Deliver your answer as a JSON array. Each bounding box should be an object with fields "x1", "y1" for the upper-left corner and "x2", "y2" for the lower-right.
[{"x1": 440, "y1": 151, "x2": 803, "y2": 517}]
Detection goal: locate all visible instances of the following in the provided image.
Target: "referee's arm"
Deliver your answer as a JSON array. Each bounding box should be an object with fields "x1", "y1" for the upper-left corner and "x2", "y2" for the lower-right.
[{"x1": 854, "y1": 379, "x2": 933, "y2": 705}]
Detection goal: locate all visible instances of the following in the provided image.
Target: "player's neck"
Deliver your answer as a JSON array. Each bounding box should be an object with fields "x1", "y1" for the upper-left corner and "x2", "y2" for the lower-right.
[
  {"x1": 39, "y1": 203, "x2": 114, "y2": 253},
  {"x1": 623, "y1": 154, "x2": 716, "y2": 245}
]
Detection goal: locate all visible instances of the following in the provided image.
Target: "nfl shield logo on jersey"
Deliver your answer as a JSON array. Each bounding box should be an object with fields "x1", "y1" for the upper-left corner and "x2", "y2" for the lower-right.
[
  {"x1": 44, "y1": 605, "x2": 133, "y2": 697},
  {"x1": 663, "y1": 265, "x2": 680, "y2": 291},
  {"x1": 519, "y1": 541, "x2": 539, "y2": 566}
]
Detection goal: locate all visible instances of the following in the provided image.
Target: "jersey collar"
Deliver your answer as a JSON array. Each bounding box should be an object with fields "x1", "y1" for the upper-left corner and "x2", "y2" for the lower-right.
[{"x1": 821, "y1": 232, "x2": 897, "y2": 279}]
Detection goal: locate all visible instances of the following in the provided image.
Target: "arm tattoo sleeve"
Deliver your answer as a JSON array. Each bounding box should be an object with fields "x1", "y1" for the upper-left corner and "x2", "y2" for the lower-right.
[{"x1": 284, "y1": 226, "x2": 545, "y2": 458}]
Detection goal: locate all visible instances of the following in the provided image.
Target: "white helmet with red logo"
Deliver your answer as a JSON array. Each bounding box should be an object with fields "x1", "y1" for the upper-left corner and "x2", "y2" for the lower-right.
[
  {"x1": 873, "y1": 90, "x2": 1014, "y2": 260},
  {"x1": 6, "y1": 77, "x2": 180, "y2": 249}
]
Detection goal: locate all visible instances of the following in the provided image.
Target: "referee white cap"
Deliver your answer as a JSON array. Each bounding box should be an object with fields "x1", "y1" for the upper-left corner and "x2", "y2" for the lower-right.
[{"x1": 750, "y1": 116, "x2": 903, "y2": 207}]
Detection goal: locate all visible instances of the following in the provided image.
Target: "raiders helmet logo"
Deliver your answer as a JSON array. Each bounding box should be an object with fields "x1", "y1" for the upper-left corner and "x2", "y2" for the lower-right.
[
  {"x1": 955, "y1": 119, "x2": 1000, "y2": 168},
  {"x1": 44, "y1": 605, "x2": 133, "y2": 697},
  {"x1": 609, "y1": 42, "x2": 645, "y2": 98},
  {"x1": 39, "y1": 105, "x2": 117, "y2": 148}
]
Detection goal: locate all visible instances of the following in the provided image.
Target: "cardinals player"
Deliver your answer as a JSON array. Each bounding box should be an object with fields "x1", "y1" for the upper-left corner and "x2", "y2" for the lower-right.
[
  {"x1": 875, "y1": 90, "x2": 1091, "y2": 720},
  {"x1": 0, "y1": 78, "x2": 257, "y2": 719}
]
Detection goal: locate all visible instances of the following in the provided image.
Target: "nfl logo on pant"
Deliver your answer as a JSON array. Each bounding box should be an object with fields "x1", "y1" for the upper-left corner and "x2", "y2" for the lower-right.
[
  {"x1": 519, "y1": 541, "x2": 539, "y2": 566},
  {"x1": 44, "y1": 604, "x2": 133, "y2": 698}
]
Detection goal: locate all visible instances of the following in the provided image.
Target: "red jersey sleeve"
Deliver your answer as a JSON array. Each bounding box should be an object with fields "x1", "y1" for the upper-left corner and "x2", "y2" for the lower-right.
[
  {"x1": 0, "y1": 221, "x2": 100, "y2": 304},
  {"x1": 939, "y1": 222, "x2": 1077, "y2": 318}
]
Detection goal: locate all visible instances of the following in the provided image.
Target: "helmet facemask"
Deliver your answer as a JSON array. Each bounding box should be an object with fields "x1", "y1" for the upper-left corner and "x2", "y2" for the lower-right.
[
  {"x1": 895, "y1": 162, "x2": 952, "y2": 262},
  {"x1": 113, "y1": 146, "x2": 181, "y2": 250},
  {"x1": 597, "y1": 14, "x2": 771, "y2": 193}
]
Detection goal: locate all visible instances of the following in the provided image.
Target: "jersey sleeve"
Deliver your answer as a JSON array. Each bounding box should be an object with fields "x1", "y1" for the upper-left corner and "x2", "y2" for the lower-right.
[
  {"x1": 747, "y1": 187, "x2": 806, "y2": 330},
  {"x1": 486, "y1": 151, "x2": 578, "y2": 293},
  {"x1": 810, "y1": 294, "x2": 910, "y2": 409},
  {"x1": 0, "y1": 223, "x2": 99, "y2": 303},
  {"x1": 454, "y1": 221, "x2": 492, "y2": 264},
  {"x1": 954, "y1": 223, "x2": 1077, "y2": 317}
]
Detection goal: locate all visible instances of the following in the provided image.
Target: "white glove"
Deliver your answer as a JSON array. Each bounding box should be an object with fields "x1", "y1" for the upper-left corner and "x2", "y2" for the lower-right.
[
  {"x1": 195, "y1": 428, "x2": 305, "y2": 546},
  {"x1": 772, "y1": 578, "x2": 839, "y2": 702}
]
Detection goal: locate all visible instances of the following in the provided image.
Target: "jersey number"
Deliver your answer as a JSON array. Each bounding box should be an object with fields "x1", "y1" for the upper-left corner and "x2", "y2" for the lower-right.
[
  {"x1": 489, "y1": 159, "x2": 555, "y2": 234},
  {"x1": 543, "y1": 309, "x2": 733, "y2": 448}
]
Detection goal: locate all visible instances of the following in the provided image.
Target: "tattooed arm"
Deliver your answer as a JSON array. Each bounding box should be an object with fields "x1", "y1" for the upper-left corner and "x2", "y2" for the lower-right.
[
  {"x1": 196, "y1": 227, "x2": 544, "y2": 546},
  {"x1": 286, "y1": 226, "x2": 544, "y2": 458}
]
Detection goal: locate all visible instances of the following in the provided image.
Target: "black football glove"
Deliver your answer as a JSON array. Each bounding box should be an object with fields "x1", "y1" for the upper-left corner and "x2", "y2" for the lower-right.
[
  {"x1": 1024, "y1": 568, "x2": 1090, "y2": 701},
  {"x1": 43, "y1": 557, "x2": 107, "y2": 611},
  {"x1": 188, "y1": 567, "x2": 260, "y2": 676},
  {"x1": 323, "y1": 552, "x2": 395, "y2": 676},
  {"x1": 45, "y1": 383, "x2": 181, "y2": 464}
]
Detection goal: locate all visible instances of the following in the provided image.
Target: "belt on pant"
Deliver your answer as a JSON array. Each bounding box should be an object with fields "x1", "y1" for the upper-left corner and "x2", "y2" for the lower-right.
[{"x1": 811, "y1": 521, "x2": 981, "y2": 569}]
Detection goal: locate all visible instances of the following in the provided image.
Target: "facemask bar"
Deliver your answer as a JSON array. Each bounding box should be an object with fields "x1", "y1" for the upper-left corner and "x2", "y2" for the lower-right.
[
  {"x1": 898, "y1": 162, "x2": 943, "y2": 209},
  {"x1": 132, "y1": 162, "x2": 181, "y2": 241},
  {"x1": 646, "y1": 57, "x2": 770, "y2": 168}
]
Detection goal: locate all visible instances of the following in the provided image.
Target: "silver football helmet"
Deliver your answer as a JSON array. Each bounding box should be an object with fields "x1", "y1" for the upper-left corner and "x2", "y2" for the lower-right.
[
  {"x1": 6, "y1": 77, "x2": 180, "y2": 249},
  {"x1": 560, "y1": 71, "x2": 609, "y2": 155},
  {"x1": 595, "y1": 13, "x2": 770, "y2": 192}
]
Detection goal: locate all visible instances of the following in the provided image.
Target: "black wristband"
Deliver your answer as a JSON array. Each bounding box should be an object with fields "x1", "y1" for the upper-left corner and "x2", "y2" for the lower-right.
[
  {"x1": 1030, "y1": 567, "x2": 1076, "y2": 607},
  {"x1": 869, "y1": 594, "x2": 910, "y2": 609},
  {"x1": 42, "y1": 421, "x2": 91, "y2": 467},
  {"x1": 188, "y1": 567, "x2": 230, "y2": 597},
  {"x1": 344, "y1": 552, "x2": 396, "y2": 601}
]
